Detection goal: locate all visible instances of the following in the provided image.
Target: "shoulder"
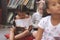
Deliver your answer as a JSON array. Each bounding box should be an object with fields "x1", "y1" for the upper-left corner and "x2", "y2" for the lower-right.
[
  {"x1": 25, "y1": 14, "x2": 31, "y2": 19},
  {"x1": 25, "y1": 14, "x2": 29, "y2": 18},
  {"x1": 38, "y1": 16, "x2": 51, "y2": 29},
  {"x1": 41, "y1": 16, "x2": 51, "y2": 21},
  {"x1": 38, "y1": 16, "x2": 51, "y2": 25},
  {"x1": 15, "y1": 15, "x2": 20, "y2": 19},
  {"x1": 32, "y1": 12, "x2": 38, "y2": 16},
  {"x1": 32, "y1": 12, "x2": 40, "y2": 18}
]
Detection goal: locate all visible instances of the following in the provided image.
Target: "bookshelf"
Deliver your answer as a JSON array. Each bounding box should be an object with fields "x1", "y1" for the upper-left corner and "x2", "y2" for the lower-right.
[
  {"x1": 0, "y1": 0, "x2": 8, "y2": 24},
  {"x1": 0, "y1": 0, "x2": 37, "y2": 24},
  {"x1": 0, "y1": 9, "x2": 2, "y2": 24}
]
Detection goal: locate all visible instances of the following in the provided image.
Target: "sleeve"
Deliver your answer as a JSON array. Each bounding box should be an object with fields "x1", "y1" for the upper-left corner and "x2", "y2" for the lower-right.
[
  {"x1": 38, "y1": 18, "x2": 47, "y2": 29},
  {"x1": 31, "y1": 13, "x2": 35, "y2": 23},
  {"x1": 32, "y1": 14, "x2": 39, "y2": 28},
  {"x1": 31, "y1": 13, "x2": 42, "y2": 28},
  {"x1": 29, "y1": 16, "x2": 33, "y2": 26},
  {"x1": 35, "y1": 14, "x2": 41, "y2": 22},
  {"x1": 32, "y1": 13, "x2": 42, "y2": 24}
]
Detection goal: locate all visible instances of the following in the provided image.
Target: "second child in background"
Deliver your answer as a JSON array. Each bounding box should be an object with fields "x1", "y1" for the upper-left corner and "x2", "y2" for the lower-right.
[
  {"x1": 32, "y1": 0, "x2": 44, "y2": 28},
  {"x1": 9, "y1": 5, "x2": 34, "y2": 40},
  {"x1": 32, "y1": 0, "x2": 44, "y2": 39}
]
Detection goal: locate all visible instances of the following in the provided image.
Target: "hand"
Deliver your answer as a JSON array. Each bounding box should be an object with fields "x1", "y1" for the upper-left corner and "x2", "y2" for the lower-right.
[
  {"x1": 10, "y1": 26, "x2": 16, "y2": 32},
  {"x1": 28, "y1": 25, "x2": 33, "y2": 31}
]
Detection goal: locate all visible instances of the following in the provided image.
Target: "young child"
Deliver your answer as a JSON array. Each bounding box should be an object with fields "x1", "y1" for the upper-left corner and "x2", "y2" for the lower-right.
[
  {"x1": 9, "y1": 5, "x2": 34, "y2": 40},
  {"x1": 32, "y1": 1, "x2": 44, "y2": 38},
  {"x1": 36, "y1": 0, "x2": 60, "y2": 40},
  {"x1": 32, "y1": 0, "x2": 44, "y2": 28}
]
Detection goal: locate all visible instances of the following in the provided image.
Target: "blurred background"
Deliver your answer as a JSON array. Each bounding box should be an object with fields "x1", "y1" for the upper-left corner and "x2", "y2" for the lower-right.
[{"x1": 0, "y1": 0, "x2": 44, "y2": 40}]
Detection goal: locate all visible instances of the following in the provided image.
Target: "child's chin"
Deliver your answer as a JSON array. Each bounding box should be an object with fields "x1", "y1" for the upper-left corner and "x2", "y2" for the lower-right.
[{"x1": 56, "y1": 12, "x2": 60, "y2": 15}]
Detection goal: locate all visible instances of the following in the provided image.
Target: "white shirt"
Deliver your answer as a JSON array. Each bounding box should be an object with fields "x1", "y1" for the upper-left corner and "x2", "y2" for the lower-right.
[
  {"x1": 32, "y1": 11, "x2": 42, "y2": 28},
  {"x1": 38, "y1": 16, "x2": 60, "y2": 40},
  {"x1": 15, "y1": 16, "x2": 32, "y2": 29}
]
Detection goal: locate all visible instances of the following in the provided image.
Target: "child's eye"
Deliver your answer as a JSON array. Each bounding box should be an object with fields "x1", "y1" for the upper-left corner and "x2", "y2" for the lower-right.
[
  {"x1": 52, "y1": 4, "x2": 56, "y2": 6},
  {"x1": 58, "y1": 2, "x2": 60, "y2": 4}
]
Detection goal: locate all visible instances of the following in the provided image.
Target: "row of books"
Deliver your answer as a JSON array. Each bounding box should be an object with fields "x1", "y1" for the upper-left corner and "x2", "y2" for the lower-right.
[{"x1": 7, "y1": 0, "x2": 35, "y2": 10}]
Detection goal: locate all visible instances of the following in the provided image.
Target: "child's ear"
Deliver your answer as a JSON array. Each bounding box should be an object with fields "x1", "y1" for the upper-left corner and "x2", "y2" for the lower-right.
[{"x1": 46, "y1": 9, "x2": 51, "y2": 14}]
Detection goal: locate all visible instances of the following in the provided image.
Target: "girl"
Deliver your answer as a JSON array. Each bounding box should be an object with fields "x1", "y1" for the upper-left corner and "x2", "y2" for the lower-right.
[
  {"x1": 32, "y1": 0, "x2": 44, "y2": 28},
  {"x1": 9, "y1": 5, "x2": 34, "y2": 40},
  {"x1": 36, "y1": 0, "x2": 60, "y2": 40},
  {"x1": 32, "y1": 1, "x2": 44, "y2": 38}
]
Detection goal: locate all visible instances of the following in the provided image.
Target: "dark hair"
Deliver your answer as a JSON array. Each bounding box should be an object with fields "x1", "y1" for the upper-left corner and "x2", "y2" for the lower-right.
[
  {"x1": 45, "y1": 0, "x2": 49, "y2": 9},
  {"x1": 42, "y1": 0, "x2": 51, "y2": 17},
  {"x1": 16, "y1": 5, "x2": 29, "y2": 13},
  {"x1": 16, "y1": 5, "x2": 30, "y2": 15}
]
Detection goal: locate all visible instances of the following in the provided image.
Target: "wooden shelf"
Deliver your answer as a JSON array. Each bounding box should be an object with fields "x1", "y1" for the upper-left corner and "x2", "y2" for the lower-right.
[{"x1": 0, "y1": 9, "x2": 2, "y2": 24}]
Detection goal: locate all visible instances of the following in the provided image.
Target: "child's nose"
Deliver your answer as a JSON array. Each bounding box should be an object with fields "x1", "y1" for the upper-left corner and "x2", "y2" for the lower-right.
[{"x1": 57, "y1": 3, "x2": 60, "y2": 8}]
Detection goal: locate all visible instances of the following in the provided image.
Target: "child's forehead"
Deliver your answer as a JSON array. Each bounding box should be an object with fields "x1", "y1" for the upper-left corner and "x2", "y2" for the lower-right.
[{"x1": 48, "y1": 0, "x2": 59, "y2": 3}]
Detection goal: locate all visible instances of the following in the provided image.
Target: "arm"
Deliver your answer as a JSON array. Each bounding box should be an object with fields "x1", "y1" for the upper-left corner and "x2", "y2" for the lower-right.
[
  {"x1": 9, "y1": 29, "x2": 15, "y2": 40},
  {"x1": 9, "y1": 26, "x2": 16, "y2": 40},
  {"x1": 15, "y1": 25, "x2": 33, "y2": 39},
  {"x1": 15, "y1": 30, "x2": 29, "y2": 39},
  {"x1": 36, "y1": 27, "x2": 44, "y2": 40}
]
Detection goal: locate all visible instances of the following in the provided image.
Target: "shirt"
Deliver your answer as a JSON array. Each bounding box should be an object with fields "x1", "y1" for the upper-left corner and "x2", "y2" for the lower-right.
[
  {"x1": 15, "y1": 16, "x2": 32, "y2": 29},
  {"x1": 32, "y1": 11, "x2": 42, "y2": 28},
  {"x1": 38, "y1": 16, "x2": 60, "y2": 40}
]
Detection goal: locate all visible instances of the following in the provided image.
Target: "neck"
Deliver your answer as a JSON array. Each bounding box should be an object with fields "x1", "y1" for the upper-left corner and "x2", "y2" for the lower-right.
[{"x1": 51, "y1": 15, "x2": 60, "y2": 21}]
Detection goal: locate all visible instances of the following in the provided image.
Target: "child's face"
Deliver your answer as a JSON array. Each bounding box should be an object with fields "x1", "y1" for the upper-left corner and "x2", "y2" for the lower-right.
[
  {"x1": 38, "y1": 3, "x2": 44, "y2": 14},
  {"x1": 47, "y1": 0, "x2": 60, "y2": 15},
  {"x1": 17, "y1": 11, "x2": 26, "y2": 18}
]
